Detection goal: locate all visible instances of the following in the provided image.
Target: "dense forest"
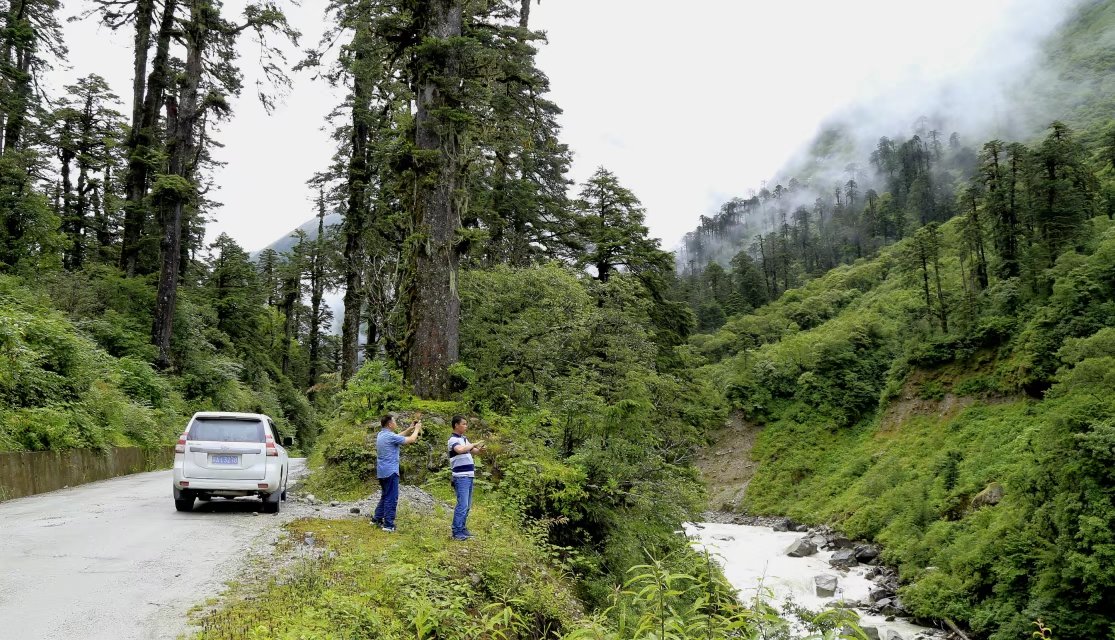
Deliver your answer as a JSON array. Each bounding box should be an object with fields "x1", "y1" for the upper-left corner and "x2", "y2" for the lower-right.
[
  {"x1": 2, "y1": 0, "x2": 1115, "y2": 638},
  {"x1": 0, "y1": 0, "x2": 738, "y2": 637}
]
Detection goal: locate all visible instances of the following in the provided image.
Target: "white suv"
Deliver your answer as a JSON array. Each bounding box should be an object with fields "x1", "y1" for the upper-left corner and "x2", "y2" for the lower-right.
[{"x1": 172, "y1": 412, "x2": 291, "y2": 513}]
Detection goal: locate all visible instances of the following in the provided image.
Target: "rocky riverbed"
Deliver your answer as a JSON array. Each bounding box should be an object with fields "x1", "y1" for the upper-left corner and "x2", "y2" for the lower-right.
[{"x1": 687, "y1": 515, "x2": 948, "y2": 640}]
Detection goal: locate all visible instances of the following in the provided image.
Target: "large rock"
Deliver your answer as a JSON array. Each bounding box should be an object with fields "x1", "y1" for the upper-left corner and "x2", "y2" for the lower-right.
[
  {"x1": 814, "y1": 574, "x2": 839, "y2": 597},
  {"x1": 829, "y1": 549, "x2": 858, "y2": 569},
  {"x1": 970, "y1": 482, "x2": 1004, "y2": 509},
  {"x1": 869, "y1": 585, "x2": 894, "y2": 603},
  {"x1": 874, "y1": 597, "x2": 900, "y2": 616},
  {"x1": 886, "y1": 631, "x2": 905, "y2": 640},
  {"x1": 786, "y1": 537, "x2": 818, "y2": 557},
  {"x1": 828, "y1": 534, "x2": 854, "y2": 549},
  {"x1": 861, "y1": 626, "x2": 881, "y2": 640},
  {"x1": 771, "y1": 517, "x2": 793, "y2": 532},
  {"x1": 855, "y1": 544, "x2": 881, "y2": 563}
]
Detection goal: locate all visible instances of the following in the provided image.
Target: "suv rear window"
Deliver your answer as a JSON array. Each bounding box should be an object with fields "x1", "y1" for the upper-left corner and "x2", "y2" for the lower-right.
[{"x1": 188, "y1": 419, "x2": 265, "y2": 443}]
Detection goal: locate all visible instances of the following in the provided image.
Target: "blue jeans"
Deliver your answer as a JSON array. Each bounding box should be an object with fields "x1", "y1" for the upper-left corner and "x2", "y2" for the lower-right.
[
  {"x1": 451, "y1": 475, "x2": 473, "y2": 537},
  {"x1": 374, "y1": 473, "x2": 399, "y2": 528}
]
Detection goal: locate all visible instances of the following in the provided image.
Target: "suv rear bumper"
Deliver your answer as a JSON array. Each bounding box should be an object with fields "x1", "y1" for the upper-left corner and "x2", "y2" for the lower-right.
[{"x1": 172, "y1": 458, "x2": 283, "y2": 495}]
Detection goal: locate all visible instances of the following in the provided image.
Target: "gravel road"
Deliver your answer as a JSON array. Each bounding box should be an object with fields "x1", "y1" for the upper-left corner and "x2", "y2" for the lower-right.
[{"x1": 0, "y1": 459, "x2": 307, "y2": 640}]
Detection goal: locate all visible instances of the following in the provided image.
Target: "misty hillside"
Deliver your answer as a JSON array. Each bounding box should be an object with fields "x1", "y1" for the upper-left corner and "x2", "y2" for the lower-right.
[
  {"x1": 676, "y1": 0, "x2": 1115, "y2": 274},
  {"x1": 250, "y1": 212, "x2": 343, "y2": 260}
]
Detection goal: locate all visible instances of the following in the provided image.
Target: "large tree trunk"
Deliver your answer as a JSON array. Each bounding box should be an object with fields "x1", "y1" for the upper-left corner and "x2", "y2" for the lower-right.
[
  {"x1": 152, "y1": 2, "x2": 202, "y2": 369},
  {"x1": 73, "y1": 161, "x2": 89, "y2": 269},
  {"x1": 128, "y1": 0, "x2": 153, "y2": 134},
  {"x1": 340, "y1": 37, "x2": 370, "y2": 382},
  {"x1": 519, "y1": 0, "x2": 531, "y2": 27},
  {"x1": 121, "y1": 0, "x2": 176, "y2": 276},
  {"x1": 151, "y1": 118, "x2": 185, "y2": 368},
  {"x1": 2, "y1": 37, "x2": 32, "y2": 154},
  {"x1": 60, "y1": 139, "x2": 75, "y2": 268},
  {"x1": 95, "y1": 165, "x2": 113, "y2": 257},
  {"x1": 307, "y1": 192, "x2": 326, "y2": 393},
  {"x1": 406, "y1": 0, "x2": 463, "y2": 399},
  {"x1": 280, "y1": 272, "x2": 298, "y2": 376}
]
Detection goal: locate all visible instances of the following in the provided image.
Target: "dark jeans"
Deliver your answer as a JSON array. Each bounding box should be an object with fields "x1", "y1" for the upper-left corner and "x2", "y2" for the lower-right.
[
  {"x1": 373, "y1": 473, "x2": 400, "y2": 528},
  {"x1": 451, "y1": 475, "x2": 474, "y2": 537}
]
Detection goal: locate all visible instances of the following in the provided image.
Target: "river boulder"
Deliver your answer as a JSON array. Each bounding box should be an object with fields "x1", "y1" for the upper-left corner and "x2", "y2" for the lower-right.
[
  {"x1": 855, "y1": 544, "x2": 881, "y2": 563},
  {"x1": 874, "y1": 597, "x2": 899, "y2": 615},
  {"x1": 886, "y1": 631, "x2": 904, "y2": 640},
  {"x1": 771, "y1": 517, "x2": 793, "y2": 532},
  {"x1": 786, "y1": 537, "x2": 818, "y2": 557},
  {"x1": 814, "y1": 574, "x2": 839, "y2": 597},
  {"x1": 868, "y1": 585, "x2": 894, "y2": 603},
  {"x1": 829, "y1": 549, "x2": 858, "y2": 569}
]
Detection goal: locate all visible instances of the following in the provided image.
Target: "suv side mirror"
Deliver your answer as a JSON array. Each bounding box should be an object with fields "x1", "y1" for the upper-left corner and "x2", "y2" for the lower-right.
[{"x1": 282, "y1": 436, "x2": 294, "y2": 447}]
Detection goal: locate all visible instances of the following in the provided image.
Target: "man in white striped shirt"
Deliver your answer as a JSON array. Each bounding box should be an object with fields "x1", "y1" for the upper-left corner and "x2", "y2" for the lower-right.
[{"x1": 447, "y1": 415, "x2": 484, "y2": 540}]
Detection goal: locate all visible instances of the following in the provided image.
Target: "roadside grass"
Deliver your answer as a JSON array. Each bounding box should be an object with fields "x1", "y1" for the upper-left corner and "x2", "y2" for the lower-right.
[{"x1": 191, "y1": 497, "x2": 584, "y2": 640}]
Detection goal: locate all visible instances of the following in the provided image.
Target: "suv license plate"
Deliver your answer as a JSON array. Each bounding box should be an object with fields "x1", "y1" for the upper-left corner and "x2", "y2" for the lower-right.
[{"x1": 212, "y1": 455, "x2": 239, "y2": 465}]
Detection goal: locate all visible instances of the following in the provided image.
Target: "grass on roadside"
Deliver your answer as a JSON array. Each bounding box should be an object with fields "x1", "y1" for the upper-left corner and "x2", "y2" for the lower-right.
[{"x1": 192, "y1": 497, "x2": 584, "y2": 640}]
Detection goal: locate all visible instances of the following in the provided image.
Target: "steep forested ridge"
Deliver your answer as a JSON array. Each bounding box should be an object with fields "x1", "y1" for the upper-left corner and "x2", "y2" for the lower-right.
[
  {"x1": 674, "y1": 0, "x2": 1115, "y2": 319},
  {"x1": 679, "y1": 2, "x2": 1115, "y2": 637}
]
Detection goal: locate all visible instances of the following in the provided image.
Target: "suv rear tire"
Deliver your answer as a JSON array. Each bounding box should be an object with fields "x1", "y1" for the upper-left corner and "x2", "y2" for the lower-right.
[{"x1": 174, "y1": 496, "x2": 194, "y2": 512}]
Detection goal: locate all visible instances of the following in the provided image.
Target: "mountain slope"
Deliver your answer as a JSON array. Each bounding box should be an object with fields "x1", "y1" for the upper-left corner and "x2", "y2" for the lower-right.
[
  {"x1": 678, "y1": 0, "x2": 1111, "y2": 271},
  {"x1": 694, "y1": 211, "x2": 1115, "y2": 637}
]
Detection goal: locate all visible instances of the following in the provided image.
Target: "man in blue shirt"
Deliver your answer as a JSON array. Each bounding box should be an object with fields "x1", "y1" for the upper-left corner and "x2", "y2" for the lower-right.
[
  {"x1": 447, "y1": 415, "x2": 483, "y2": 540},
  {"x1": 372, "y1": 414, "x2": 422, "y2": 531}
]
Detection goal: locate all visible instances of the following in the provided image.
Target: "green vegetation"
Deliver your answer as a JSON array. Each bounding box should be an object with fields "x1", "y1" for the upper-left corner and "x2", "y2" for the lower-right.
[
  {"x1": 198, "y1": 474, "x2": 866, "y2": 640},
  {"x1": 4, "y1": 0, "x2": 1115, "y2": 637},
  {"x1": 0, "y1": 273, "x2": 179, "y2": 450},
  {"x1": 0, "y1": 261, "x2": 319, "y2": 452},
  {"x1": 303, "y1": 257, "x2": 722, "y2": 605},
  {"x1": 194, "y1": 509, "x2": 586, "y2": 639},
  {"x1": 684, "y1": 114, "x2": 1115, "y2": 636}
]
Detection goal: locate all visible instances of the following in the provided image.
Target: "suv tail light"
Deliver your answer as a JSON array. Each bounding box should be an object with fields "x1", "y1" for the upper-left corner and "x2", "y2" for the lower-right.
[
  {"x1": 175, "y1": 431, "x2": 188, "y2": 453},
  {"x1": 265, "y1": 434, "x2": 278, "y2": 457}
]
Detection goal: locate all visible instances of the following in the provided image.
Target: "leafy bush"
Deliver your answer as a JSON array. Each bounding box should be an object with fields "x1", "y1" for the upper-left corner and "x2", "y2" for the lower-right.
[{"x1": 0, "y1": 275, "x2": 182, "y2": 451}]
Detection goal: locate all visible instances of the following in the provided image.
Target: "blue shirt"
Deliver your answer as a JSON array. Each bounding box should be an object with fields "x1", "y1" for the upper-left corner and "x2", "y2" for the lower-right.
[
  {"x1": 376, "y1": 428, "x2": 407, "y2": 478},
  {"x1": 447, "y1": 433, "x2": 475, "y2": 477}
]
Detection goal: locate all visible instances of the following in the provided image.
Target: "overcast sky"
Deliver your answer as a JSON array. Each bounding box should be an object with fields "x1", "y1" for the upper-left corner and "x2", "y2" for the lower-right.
[{"x1": 53, "y1": 0, "x2": 1068, "y2": 253}]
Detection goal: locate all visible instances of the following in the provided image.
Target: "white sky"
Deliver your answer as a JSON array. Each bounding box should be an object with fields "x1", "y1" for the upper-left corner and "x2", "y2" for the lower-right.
[{"x1": 52, "y1": 0, "x2": 1065, "y2": 253}]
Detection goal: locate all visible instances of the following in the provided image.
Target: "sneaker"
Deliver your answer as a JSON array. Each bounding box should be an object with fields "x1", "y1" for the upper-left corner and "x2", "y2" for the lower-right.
[
  {"x1": 370, "y1": 518, "x2": 383, "y2": 526},
  {"x1": 382, "y1": 526, "x2": 396, "y2": 533},
  {"x1": 452, "y1": 535, "x2": 470, "y2": 541}
]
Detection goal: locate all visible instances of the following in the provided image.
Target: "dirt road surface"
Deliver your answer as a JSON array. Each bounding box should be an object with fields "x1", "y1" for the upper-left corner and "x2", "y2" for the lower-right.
[{"x1": 0, "y1": 459, "x2": 306, "y2": 640}]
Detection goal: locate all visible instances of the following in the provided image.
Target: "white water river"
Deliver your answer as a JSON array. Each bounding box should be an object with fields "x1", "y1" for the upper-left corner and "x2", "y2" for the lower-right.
[{"x1": 686, "y1": 522, "x2": 935, "y2": 639}]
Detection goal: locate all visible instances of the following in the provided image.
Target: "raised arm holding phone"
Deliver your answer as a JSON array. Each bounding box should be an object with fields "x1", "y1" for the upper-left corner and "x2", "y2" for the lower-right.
[{"x1": 371, "y1": 413, "x2": 422, "y2": 532}]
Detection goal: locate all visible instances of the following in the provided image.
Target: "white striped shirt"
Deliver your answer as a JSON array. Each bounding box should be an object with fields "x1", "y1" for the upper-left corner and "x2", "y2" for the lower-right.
[{"x1": 447, "y1": 433, "x2": 475, "y2": 477}]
